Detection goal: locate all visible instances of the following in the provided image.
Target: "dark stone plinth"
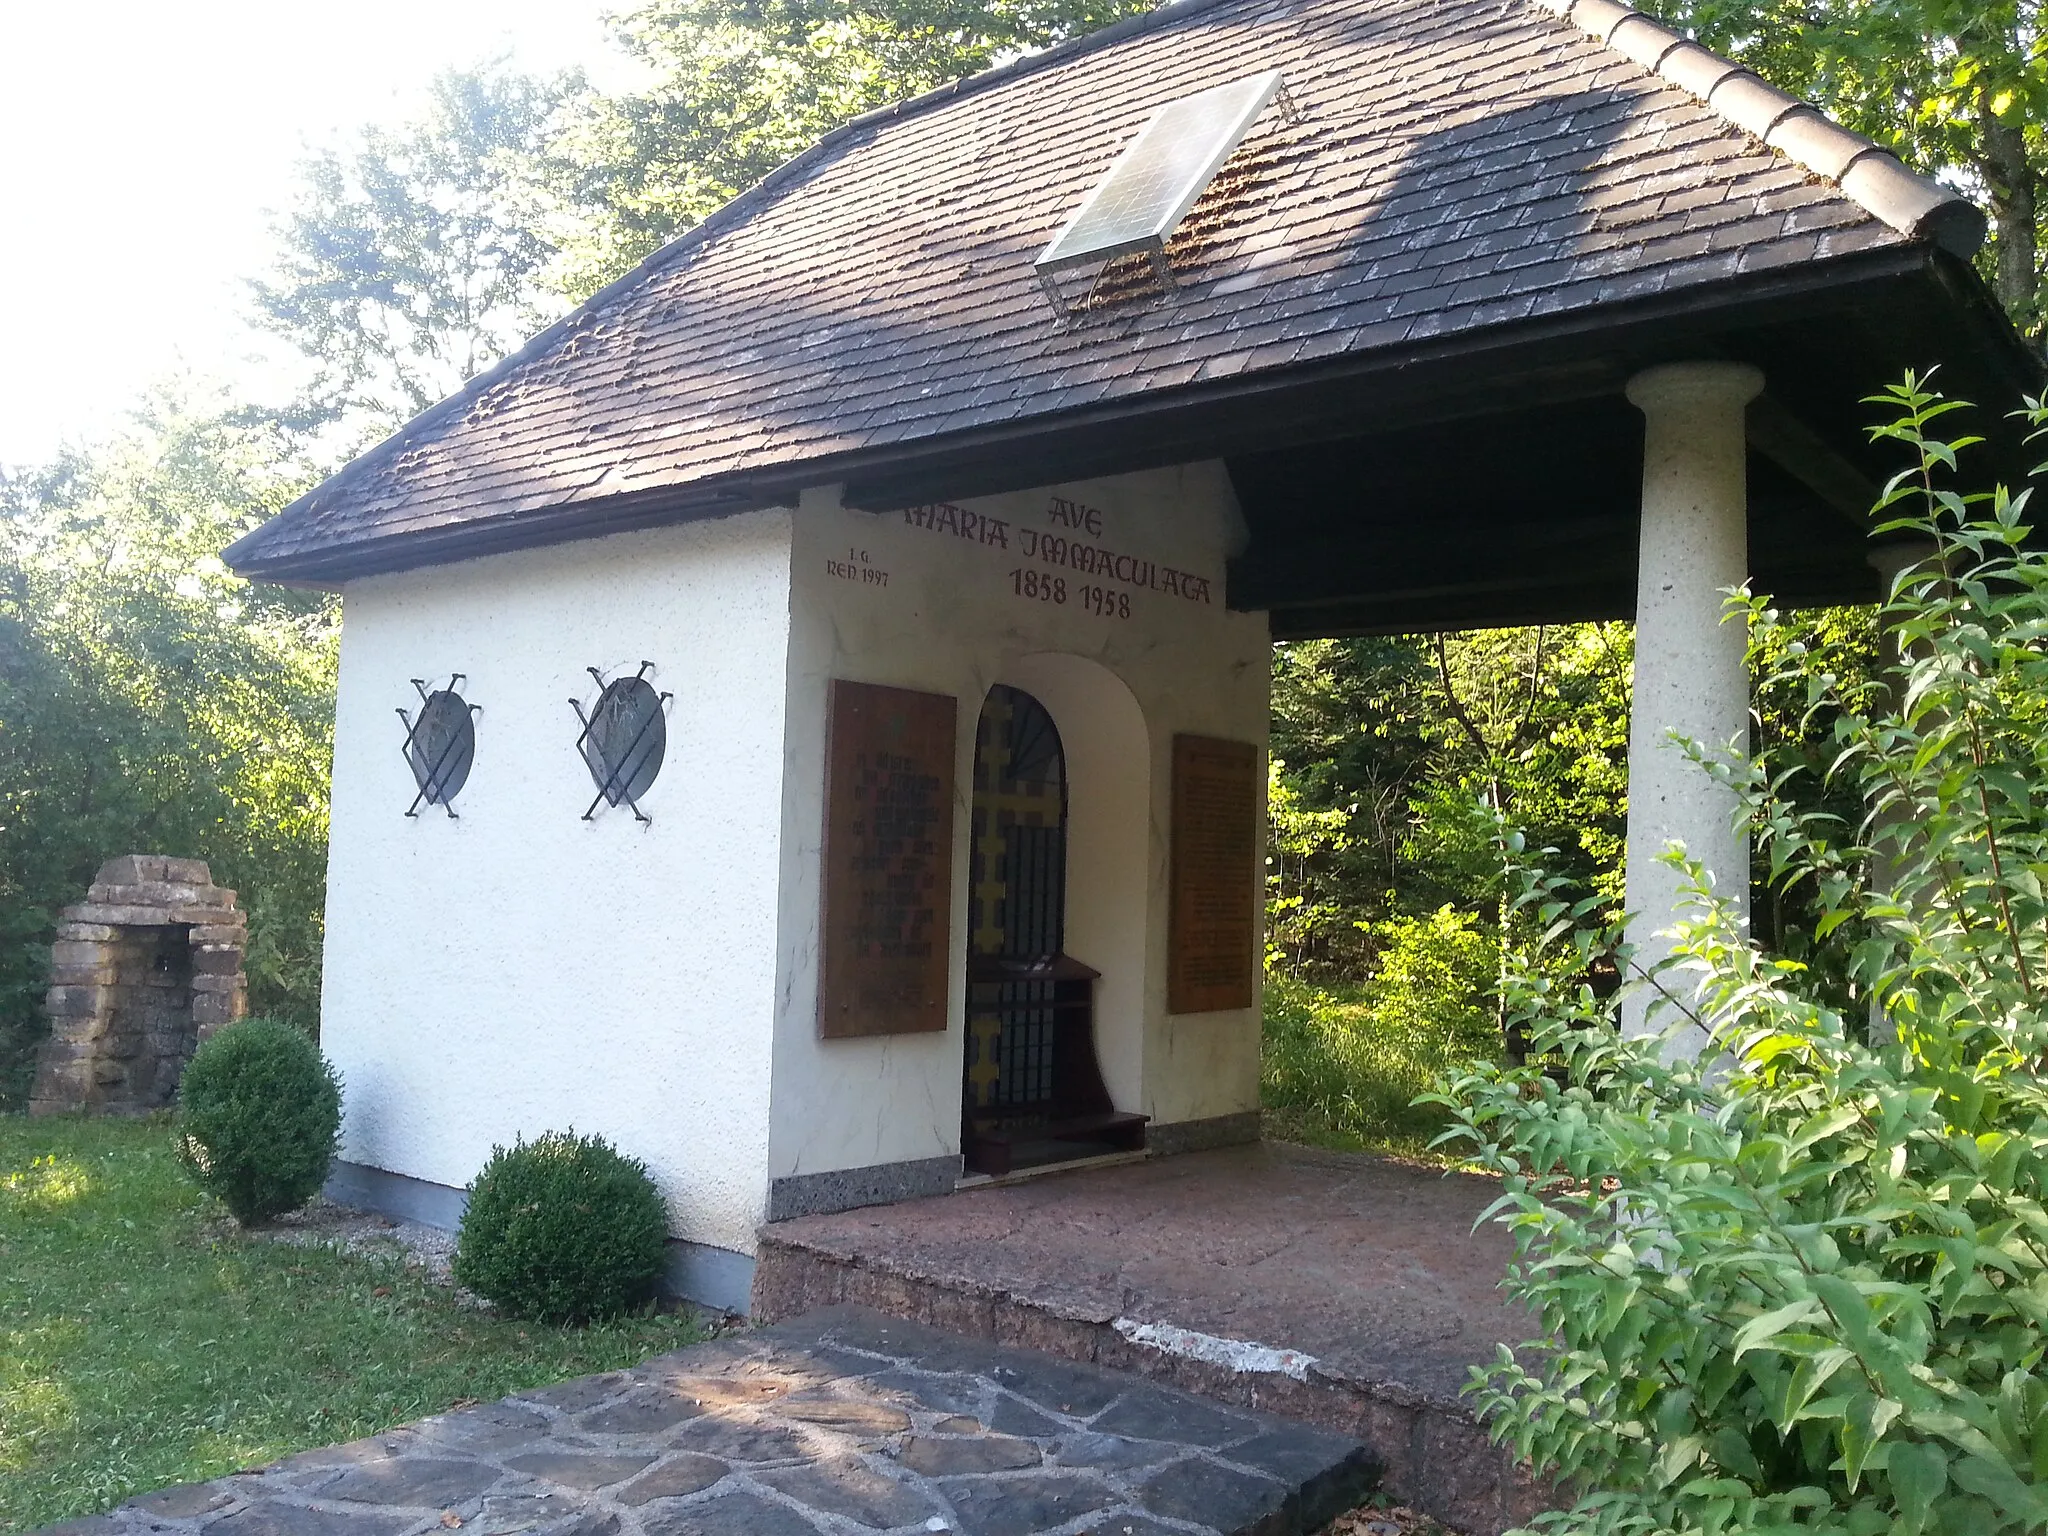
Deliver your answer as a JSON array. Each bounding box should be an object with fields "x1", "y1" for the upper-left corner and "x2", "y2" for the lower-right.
[
  {"x1": 766, "y1": 1153, "x2": 964, "y2": 1221},
  {"x1": 753, "y1": 1139, "x2": 1557, "y2": 1535},
  {"x1": 613, "y1": 1454, "x2": 728, "y2": 1505},
  {"x1": 897, "y1": 1433, "x2": 1043, "y2": 1474},
  {"x1": 45, "y1": 1306, "x2": 1376, "y2": 1536},
  {"x1": 323, "y1": 1455, "x2": 504, "y2": 1507},
  {"x1": 938, "y1": 1472, "x2": 1119, "y2": 1536}
]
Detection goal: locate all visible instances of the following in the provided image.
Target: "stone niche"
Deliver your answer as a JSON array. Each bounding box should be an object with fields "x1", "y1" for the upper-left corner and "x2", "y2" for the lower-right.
[{"x1": 29, "y1": 856, "x2": 249, "y2": 1115}]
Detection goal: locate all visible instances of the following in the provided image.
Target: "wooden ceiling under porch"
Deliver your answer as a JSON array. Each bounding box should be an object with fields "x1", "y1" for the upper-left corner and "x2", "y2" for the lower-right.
[{"x1": 1217, "y1": 244, "x2": 2039, "y2": 638}]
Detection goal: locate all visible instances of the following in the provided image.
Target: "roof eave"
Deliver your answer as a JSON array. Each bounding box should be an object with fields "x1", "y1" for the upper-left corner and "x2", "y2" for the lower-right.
[{"x1": 228, "y1": 242, "x2": 2030, "y2": 588}]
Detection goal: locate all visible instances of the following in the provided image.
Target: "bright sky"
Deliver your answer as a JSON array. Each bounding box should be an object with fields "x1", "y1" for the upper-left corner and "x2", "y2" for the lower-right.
[{"x1": 0, "y1": 0, "x2": 628, "y2": 467}]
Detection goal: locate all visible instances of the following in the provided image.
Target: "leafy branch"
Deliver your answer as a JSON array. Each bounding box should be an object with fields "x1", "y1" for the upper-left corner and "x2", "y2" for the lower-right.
[{"x1": 1432, "y1": 376, "x2": 2048, "y2": 1536}]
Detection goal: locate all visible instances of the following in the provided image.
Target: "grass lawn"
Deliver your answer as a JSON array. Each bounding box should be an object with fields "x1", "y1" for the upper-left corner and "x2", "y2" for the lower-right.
[
  {"x1": 0, "y1": 1115, "x2": 703, "y2": 1531},
  {"x1": 1259, "y1": 976, "x2": 1485, "y2": 1166}
]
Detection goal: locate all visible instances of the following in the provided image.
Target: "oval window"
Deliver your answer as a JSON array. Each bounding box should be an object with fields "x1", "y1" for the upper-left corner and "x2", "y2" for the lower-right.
[
  {"x1": 576, "y1": 670, "x2": 668, "y2": 819},
  {"x1": 403, "y1": 685, "x2": 476, "y2": 813}
]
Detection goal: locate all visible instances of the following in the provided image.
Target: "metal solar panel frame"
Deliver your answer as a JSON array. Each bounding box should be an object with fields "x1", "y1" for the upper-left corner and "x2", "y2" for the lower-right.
[{"x1": 1035, "y1": 70, "x2": 1291, "y2": 316}]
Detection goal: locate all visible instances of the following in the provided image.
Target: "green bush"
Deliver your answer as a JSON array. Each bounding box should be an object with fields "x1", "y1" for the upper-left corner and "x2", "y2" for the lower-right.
[
  {"x1": 453, "y1": 1130, "x2": 669, "y2": 1324},
  {"x1": 176, "y1": 1016, "x2": 342, "y2": 1225},
  {"x1": 1432, "y1": 377, "x2": 2048, "y2": 1535},
  {"x1": 1262, "y1": 906, "x2": 1496, "y2": 1150}
]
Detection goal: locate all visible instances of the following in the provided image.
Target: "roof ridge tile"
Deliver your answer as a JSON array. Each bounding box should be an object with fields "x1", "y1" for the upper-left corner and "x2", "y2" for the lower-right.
[{"x1": 1528, "y1": 0, "x2": 1985, "y2": 257}]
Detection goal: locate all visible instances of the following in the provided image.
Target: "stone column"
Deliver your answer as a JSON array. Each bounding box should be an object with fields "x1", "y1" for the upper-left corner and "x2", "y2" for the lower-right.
[{"x1": 1621, "y1": 361, "x2": 1764, "y2": 1054}]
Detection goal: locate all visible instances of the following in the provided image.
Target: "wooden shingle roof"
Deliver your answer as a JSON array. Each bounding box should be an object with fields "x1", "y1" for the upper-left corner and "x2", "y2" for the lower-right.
[{"x1": 226, "y1": 0, "x2": 1984, "y2": 583}]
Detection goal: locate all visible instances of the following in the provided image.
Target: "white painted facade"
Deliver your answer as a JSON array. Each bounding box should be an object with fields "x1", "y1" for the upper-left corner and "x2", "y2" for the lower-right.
[
  {"x1": 319, "y1": 464, "x2": 1271, "y2": 1303},
  {"x1": 323, "y1": 512, "x2": 796, "y2": 1263},
  {"x1": 769, "y1": 466, "x2": 1272, "y2": 1186}
]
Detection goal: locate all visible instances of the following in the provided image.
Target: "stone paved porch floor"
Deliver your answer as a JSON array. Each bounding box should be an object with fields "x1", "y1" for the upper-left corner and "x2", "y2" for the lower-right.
[
  {"x1": 41, "y1": 1307, "x2": 1376, "y2": 1536},
  {"x1": 753, "y1": 1143, "x2": 1544, "y2": 1536}
]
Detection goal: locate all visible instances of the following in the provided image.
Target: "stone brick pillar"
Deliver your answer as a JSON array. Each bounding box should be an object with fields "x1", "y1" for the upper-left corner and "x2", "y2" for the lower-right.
[{"x1": 29, "y1": 855, "x2": 249, "y2": 1115}]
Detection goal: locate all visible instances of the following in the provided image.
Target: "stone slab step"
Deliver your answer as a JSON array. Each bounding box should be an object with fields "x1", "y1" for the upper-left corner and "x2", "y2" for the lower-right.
[
  {"x1": 755, "y1": 1235, "x2": 1539, "y2": 1536},
  {"x1": 38, "y1": 1305, "x2": 1379, "y2": 1536},
  {"x1": 751, "y1": 1144, "x2": 1554, "y2": 1536}
]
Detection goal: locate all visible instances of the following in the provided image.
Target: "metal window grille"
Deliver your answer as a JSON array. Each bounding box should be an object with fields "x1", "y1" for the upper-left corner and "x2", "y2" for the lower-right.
[
  {"x1": 991, "y1": 980, "x2": 1058, "y2": 1106},
  {"x1": 1002, "y1": 824, "x2": 1066, "y2": 958},
  {"x1": 396, "y1": 676, "x2": 479, "y2": 817},
  {"x1": 570, "y1": 662, "x2": 673, "y2": 823}
]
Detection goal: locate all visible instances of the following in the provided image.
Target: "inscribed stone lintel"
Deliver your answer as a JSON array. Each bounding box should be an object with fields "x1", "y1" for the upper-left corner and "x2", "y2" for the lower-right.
[
  {"x1": 1168, "y1": 733, "x2": 1259, "y2": 1014},
  {"x1": 819, "y1": 679, "x2": 959, "y2": 1038}
]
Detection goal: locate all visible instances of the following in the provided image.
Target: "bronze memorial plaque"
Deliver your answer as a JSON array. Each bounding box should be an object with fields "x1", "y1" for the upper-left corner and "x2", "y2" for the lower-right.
[
  {"x1": 1169, "y1": 734, "x2": 1259, "y2": 1014},
  {"x1": 820, "y1": 679, "x2": 958, "y2": 1038}
]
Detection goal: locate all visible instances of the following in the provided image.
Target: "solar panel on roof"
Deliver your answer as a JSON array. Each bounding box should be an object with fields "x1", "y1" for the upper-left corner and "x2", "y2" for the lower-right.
[{"x1": 1036, "y1": 71, "x2": 1290, "y2": 314}]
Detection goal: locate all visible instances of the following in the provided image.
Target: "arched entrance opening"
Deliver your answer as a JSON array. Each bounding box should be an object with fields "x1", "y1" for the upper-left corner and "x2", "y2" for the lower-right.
[{"x1": 961, "y1": 683, "x2": 1148, "y2": 1175}]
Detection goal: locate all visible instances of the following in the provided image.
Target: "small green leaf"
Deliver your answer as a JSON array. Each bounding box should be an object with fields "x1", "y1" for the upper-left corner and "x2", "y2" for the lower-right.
[
  {"x1": 1950, "y1": 1450, "x2": 2048, "y2": 1524},
  {"x1": 1733, "y1": 1298, "x2": 1822, "y2": 1359},
  {"x1": 1840, "y1": 1392, "x2": 1902, "y2": 1489},
  {"x1": 1888, "y1": 1441, "x2": 1946, "y2": 1536}
]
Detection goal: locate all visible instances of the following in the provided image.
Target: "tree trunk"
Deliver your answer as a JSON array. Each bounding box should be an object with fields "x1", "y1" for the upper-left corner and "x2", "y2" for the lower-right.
[{"x1": 1981, "y1": 99, "x2": 2040, "y2": 329}]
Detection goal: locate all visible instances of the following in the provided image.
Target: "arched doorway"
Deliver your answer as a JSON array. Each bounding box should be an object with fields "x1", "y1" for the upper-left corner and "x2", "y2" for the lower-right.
[{"x1": 961, "y1": 684, "x2": 1147, "y2": 1175}]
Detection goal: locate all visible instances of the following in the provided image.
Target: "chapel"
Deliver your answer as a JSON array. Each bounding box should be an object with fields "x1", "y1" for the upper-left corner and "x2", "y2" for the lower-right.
[{"x1": 225, "y1": 0, "x2": 2030, "y2": 1310}]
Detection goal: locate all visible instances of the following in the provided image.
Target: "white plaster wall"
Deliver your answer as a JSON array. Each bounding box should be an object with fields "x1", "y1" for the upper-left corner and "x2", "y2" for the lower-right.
[
  {"x1": 768, "y1": 466, "x2": 1271, "y2": 1182},
  {"x1": 322, "y1": 511, "x2": 794, "y2": 1257}
]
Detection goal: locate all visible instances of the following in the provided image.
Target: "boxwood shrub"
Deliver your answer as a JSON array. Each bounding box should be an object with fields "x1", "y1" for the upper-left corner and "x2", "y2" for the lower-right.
[
  {"x1": 176, "y1": 1016, "x2": 342, "y2": 1225},
  {"x1": 454, "y1": 1129, "x2": 668, "y2": 1324}
]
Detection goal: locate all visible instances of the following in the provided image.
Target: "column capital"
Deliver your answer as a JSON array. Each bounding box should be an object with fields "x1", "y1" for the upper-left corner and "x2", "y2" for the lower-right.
[{"x1": 1626, "y1": 360, "x2": 1765, "y2": 417}]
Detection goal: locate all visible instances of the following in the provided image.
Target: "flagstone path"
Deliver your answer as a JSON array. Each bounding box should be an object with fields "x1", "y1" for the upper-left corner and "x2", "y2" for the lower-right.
[{"x1": 42, "y1": 1307, "x2": 1379, "y2": 1536}]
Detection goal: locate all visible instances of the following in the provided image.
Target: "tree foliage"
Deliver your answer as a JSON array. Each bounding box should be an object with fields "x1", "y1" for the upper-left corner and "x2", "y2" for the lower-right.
[
  {"x1": 250, "y1": 67, "x2": 570, "y2": 432},
  {"x1": 1261, "y1": 912, "x2": 1499, "y2": 1151},
  {"x1": 1434, "y1": 378, "x2": 2048, "y2": 1535},
  {"x1": 1267, "y1": 637, "x2": 1436, "y2": 973},
  {"x1": 0, "y1": 392, "x2": 336, "y2": 1105},
  {"x1": 1267, "y1": 626, "x2": 1633, "y2": 980},
  {"x1": 1415, "y1": 624, "x2": 1634, "y2": 909},
  {"x1": 247, "y1": 3, "x2": 1163, "y2": 416}
]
